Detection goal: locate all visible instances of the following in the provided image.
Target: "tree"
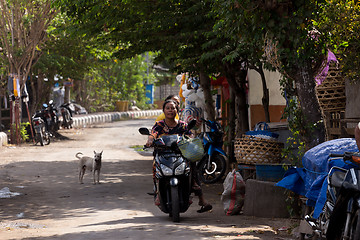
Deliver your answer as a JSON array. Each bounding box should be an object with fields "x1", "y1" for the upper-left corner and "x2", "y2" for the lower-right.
[
  {"x1": 0, "y1": 0, "x2": 57, "y2": 143},
  {"x1": 213, "y1": 0, "x2": 328, "y2": 149},
  {"x1": 84, "y1": 54, "x2": 157, "y2": 112},
  {"x1": 316, "y1": 1, "x2": 360, "y2": 81},
  {"x1": 57, "y1": 0, "x2": 220, "y2": 117},
  {"x1": 30, "y1": 13, "x2": 99, "y2": 114},
  {"x1": 0, "y1": 0, "x2": 57, "y2": 91}
]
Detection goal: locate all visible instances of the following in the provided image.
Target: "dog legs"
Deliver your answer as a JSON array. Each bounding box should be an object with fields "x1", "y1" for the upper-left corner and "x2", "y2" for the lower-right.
[
  {"x1": 97, "y1": 169, "x2": 101, "y2": 184},
  {"x1": 93, "y1": 169, "x2": 101, "y2": 184},
  {"x1": 79, "y1": 166, "x2": 86, "y2": 184}
]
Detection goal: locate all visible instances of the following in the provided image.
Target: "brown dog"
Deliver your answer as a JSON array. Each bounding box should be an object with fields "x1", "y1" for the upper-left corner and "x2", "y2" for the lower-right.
[{"x1": 76, "y1": 151, "x2": 103, "y2": 184}]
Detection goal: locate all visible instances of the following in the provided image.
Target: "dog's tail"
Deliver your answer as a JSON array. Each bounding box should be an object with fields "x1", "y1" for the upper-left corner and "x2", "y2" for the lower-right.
[{"x1": 75, "y1": 152, "x2": 83, "y2": 159}]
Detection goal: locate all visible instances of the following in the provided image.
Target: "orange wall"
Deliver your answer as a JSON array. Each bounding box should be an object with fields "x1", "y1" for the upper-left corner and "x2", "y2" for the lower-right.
[{"x1": 250, "y1": 104, "x2": 287, "y2": 129}]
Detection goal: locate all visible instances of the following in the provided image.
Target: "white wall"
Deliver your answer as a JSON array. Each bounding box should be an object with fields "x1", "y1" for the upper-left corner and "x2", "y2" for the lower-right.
[{"x1": 247, "y1": 69, "x2": 286, "y2": 106}]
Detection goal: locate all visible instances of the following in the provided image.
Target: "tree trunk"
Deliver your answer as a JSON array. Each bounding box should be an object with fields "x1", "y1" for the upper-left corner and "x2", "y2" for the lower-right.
[
  {"x1": 224, "y1": 62, "x2": 249, "y2": 137},
  {"x1": 227, "y1": 88, "x2": 236, "y2": 166},
  {"x1": 293, "y1": 63, "x2": 325, "y2": 148},
  {"x1": 256, "y1": 66, "x2": 270, "y2": 123},
  {"x1": 199, "y1": 71, "x2": 216, "y2": 121}
]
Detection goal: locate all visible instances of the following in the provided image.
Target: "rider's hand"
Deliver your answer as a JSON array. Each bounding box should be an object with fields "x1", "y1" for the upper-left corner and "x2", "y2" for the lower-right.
[{"x1": 146, "y1": 135, "x2": 154, "y2": 147}]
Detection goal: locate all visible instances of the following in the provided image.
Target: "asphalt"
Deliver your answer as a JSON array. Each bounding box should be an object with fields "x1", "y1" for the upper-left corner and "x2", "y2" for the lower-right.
[{"x1": 0, "y1": 109, "x2": 162, "y2": 147}]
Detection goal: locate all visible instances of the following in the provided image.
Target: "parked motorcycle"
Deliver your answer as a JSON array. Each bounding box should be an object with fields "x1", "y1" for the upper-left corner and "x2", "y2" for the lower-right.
[
  {"x1": 47, "y1": 100, "x2": 60, "y2": 132},
  {"x1": 305, "y1": 152, "x2": 360, "y2": 239},
  {"x1": 138, "y1": 120, "x2": 197, "y2": 222},
  {"x1": 41, "y1": 100, "x2": 60, "y2": 134},
  {"x1": 197, "y1": 118, "x2": 227, "y2": 184},
  {"x1": 60, "y1": 102, "x2": 73, "y2": 129},
  {"x1": 32, "y1": 111, "x2": 51, "y2": 146}
]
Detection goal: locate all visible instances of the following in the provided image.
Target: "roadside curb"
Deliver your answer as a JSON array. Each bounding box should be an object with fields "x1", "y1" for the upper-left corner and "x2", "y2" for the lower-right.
[
  {"x1": 0, "y1": 109, "x2": 162, "y2": 147},
  {"x1": 72, "y1": 110, "x2": 162, "y2": 128}
]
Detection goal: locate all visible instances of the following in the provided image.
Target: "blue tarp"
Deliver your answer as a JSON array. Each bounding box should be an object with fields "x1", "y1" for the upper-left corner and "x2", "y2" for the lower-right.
[{"x1": 276, "y1": 138, "x2": 358, "y2": 219}]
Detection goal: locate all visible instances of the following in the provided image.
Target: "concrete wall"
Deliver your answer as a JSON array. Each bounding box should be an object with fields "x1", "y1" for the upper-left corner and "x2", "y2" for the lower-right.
[
  {"x1": 345, "y1": 79, "x2": 360, "y2": 119},
  {"x1": 243, "y1": 179, "x2": 291, "y2": 218},
  {"x1": 247, "y1": 69, "x2": 286, "y2": 127},
  {"x1": 248, "y1": 69, "x2": 285, "y2": 106}
]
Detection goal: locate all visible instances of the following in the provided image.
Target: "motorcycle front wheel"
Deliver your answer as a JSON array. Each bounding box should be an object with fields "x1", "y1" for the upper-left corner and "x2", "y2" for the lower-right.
[
  {"x1": 170, "y1": 186, "x2": 180, "y2": 222},
  {"x1": 349, "y1": 209, "x2": 360, "y2": 240},
  {"x1": 198, "y1": 153, "x2": 226, "y2": 184}
]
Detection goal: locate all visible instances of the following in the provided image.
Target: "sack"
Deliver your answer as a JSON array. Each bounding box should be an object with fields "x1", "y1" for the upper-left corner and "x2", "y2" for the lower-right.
[
  {"x1": 178, "y1": 137, "x2": 204, "y2": 162},
  {"x1": 221, "y1": 169, "x2": 246, "y2": 215},
  {"x1": 245, "y1": 121, "x2": 279, "y2": 140}
]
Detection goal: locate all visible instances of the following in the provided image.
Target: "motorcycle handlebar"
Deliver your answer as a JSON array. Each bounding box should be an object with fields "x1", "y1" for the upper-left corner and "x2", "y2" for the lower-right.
[
  {"x1": 329, "y1": 153, "x2": 345, "y2": 158},
  {"x1": 329, "y1": 152, "x2": 359, "y2": 161}
]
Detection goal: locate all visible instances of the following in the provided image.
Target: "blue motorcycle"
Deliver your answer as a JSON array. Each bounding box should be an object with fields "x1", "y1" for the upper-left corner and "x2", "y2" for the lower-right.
[{"x1": 197, "y1": 118, "x2": 227, "y2": 184}]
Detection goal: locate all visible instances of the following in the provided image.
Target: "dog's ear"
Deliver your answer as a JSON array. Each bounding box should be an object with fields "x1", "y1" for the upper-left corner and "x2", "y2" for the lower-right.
[
  {"x1": 100, "y1": 150, "x2": 103, "y2": 155},
  {"x1": 94, "y1": 151, "x2": 96, "y2": 155}
]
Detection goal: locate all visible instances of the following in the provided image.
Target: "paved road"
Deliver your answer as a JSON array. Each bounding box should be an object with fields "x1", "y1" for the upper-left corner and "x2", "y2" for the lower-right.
[{"x1": 0, "y1": 119, "x2": 298, "y2": 239}]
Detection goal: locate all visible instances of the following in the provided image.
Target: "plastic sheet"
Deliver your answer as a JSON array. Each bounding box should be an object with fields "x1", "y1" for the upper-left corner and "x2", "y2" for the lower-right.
[{"x1": 276, "y1": 138, "x2": 358, "y2": 218}]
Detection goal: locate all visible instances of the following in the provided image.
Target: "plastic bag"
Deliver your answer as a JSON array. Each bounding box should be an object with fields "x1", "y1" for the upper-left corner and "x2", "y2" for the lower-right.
[
  {"x1": 221, "y1": 169, "x2": 246, "y2": 215},
  {"x1": 245, "y1": 121, "x2": 279, "y2": 140},
  {"x1": 178, "y1": 137, "x2": 204, "y2": 162}
]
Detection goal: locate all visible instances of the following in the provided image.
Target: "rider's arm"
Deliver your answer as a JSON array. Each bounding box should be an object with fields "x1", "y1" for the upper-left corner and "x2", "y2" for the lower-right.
[
  {"x1": 146, "y1": 122, "x2": 162, "y2": 147},
  {"x1": 146, "y1": 134, "x2": 155, "y2": 147}
]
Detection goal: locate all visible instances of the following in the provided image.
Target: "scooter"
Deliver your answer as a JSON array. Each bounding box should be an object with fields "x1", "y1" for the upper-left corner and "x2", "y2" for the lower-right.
[
  {"x1": 197, "y1": 118, "x2": 227, "y2": 184},
  {"x1": 305, "y1": 152, "x2": 360, "y2": 239},
  {"x1": 138, "y1": 120, "x2": 196, "y2": 222},
  {"x1": 32, "y1": 111, "x2": 51, "y2": 146}
]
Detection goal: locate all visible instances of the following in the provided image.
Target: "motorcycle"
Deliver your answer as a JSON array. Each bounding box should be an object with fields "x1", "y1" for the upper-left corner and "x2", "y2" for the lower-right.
[
  {"x1": 32, "y1": 111, "x2": 51, "y2": 146},
  {"x1": 305, "y1": 152, "x2": 360, "y2": 239},
  {"x1": 47, "y1": 100, "x2": 61, "y2": 132},
  {"x1": 41, "y1": 100, "x2": 60, "y2": 134},
  {"x1": 138, "y1": 120, "x2": 196, "y2": 222},
  {"x1": 60, "y1": 102, "x2": 73, "y2": 129},
  {"x1": 197, "y1": 118, "x2": 227, "y2": 184}
]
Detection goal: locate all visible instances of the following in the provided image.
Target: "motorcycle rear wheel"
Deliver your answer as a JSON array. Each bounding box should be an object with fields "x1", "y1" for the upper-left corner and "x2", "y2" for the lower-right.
[
  {"x1": 37, "y1": 133, "x2": 44, "y2": 146},
  {"x1": 198, "y1": 153, "x2": 226, "y2": 184},
  {"x1": 170, "y1": 186, "x2": 180, "y2": 222},
  {"x1": 44, "y1": 132, "x2": 51, "y2": 145}
]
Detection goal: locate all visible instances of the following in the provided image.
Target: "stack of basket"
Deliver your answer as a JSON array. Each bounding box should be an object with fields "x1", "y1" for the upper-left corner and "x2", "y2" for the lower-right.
[
  {"x1": 315, "y1": 63, "x2": 346, "y2": 139},
  {"x1": 315, "y1": 63, "x2": 346, "y2": 113}
]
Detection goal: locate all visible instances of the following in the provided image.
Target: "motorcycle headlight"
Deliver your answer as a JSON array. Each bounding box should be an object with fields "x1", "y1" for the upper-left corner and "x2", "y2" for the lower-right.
[
  {"x1": 175, "y1": 162, "x2": 186, "y2": 175},
  {"x1": 160, "y1": 164, "x2": 173, "y2": 176}
]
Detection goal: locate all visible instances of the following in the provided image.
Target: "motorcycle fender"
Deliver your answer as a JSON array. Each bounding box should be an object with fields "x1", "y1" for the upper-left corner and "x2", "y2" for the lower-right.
[
  {"x1": 34, "y1": 127, "x2": 41, "y2": 133},
  {"x1": 170, "y1": 177, "x2": 179, "y2": 187},
  {"x1": 209, "y1": 147, "x2": 226, "y2": 157}
]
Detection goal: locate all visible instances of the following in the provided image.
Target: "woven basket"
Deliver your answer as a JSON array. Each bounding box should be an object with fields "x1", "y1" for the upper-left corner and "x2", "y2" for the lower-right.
[{"x1": 234, "y1": 135, "x2": 284, "y2": 164}]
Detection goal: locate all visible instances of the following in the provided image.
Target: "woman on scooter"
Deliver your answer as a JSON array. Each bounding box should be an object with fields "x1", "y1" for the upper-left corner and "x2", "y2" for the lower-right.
[{"x1": 146, "y1": 99, "x2": 212, "y2": 213}]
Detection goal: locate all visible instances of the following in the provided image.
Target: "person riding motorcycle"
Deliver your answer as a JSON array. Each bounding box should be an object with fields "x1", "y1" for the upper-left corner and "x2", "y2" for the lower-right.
[
  {"x1": 154, "y1": 94, "x2": 180, "y2": 122},
  {"x1": 146, "y1": 99, "x2": 212, "y2": 213}
]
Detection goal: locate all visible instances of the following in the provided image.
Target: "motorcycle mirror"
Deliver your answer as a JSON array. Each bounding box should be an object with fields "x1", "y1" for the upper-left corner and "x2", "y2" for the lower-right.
[
  {"x1": 139, "y1": 127, "x2": 150, "y2": 135},
  {"x1": 188, "y1": 120, "x2": 197, "y2": 130}
]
